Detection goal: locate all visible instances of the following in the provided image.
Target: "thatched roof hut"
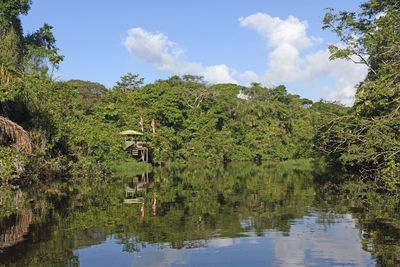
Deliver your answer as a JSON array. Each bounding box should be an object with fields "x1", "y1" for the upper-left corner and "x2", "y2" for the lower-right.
[
  {"x1": 120, "y1": 130, "x2": 143, "y2": 136},
  {"x1": 120, "y1": 130, "x2": 149, "y2": 162}
]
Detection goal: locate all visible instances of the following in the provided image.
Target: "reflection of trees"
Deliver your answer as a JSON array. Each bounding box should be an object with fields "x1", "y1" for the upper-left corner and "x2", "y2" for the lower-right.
[
  {"x1": 0, "y1": 209, "x2": 32, "y2": 250},
  {"x1": 314, "y1": 182, "x2": 400, "y2": 266},
  {"x1": 138, "y1": 162, "x2": 317, "y2": 244},
  {"x1": 1, "y1": 162, "x2": 400, "y2": 266},
  {"x1": 360, "y1": 218, "x2": 400, "y2": 267},
  {"x1": 0, "y1": 180, "x2": 113, "y2": 266},
  {"x1": 1, "y1": 161, "x2": 319, "y2": 265},
  {"x1": 0, "y1": 211, "x2": 107, "y2": 266}
]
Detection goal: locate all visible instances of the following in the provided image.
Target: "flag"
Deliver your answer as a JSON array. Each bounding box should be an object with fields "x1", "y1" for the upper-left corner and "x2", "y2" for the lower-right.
[
  {"x1": 152, "y1": 194, "x2": 157, "y2": 216},
  {"x1": 139, "y1": 117, "x2": 143, "y2": 132},
  {"x1": 150, "y1": 119, "x2": 155, "y2": 136}
]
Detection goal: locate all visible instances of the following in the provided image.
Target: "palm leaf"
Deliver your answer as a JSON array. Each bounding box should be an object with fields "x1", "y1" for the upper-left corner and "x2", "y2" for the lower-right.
[{"x1": 0, "y1": 116, "x2": 32, "y2": 153}]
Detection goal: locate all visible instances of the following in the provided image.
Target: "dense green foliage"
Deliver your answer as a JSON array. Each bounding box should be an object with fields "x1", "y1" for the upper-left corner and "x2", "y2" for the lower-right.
[
  {"x1": 317, "y1": 0, "x2": 400, "y2": 188},
  {"x1": 98, "y1": 77, "x2": 316, "y2": 162},
  {"x1": 0, "y1": 1, "x2": 332, "y2": 216},
  {"x1": 0, "y1": 1, "x2": 127, "y2": 198},
  {"x1": 1, "y1": 0, "x2": 400, "y2": 213}
]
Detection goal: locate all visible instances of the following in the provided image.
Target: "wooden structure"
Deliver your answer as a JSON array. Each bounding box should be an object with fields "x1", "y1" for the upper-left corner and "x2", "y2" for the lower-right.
[
  {"x1": 124, "y1": 172, "x2": 149, "y2": 204},
  {"x1": 120, "y1": 130, "x2": 149, "y2": 163}
]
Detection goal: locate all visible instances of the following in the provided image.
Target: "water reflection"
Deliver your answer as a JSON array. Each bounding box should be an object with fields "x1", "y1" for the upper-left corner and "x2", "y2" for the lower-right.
[
  {"x1": 0, "y1": 162, "x2": 399, "y2": 266},
  {"x1": 0, "y1": 209, "x2": 32, "y2": 252},
  {"x1": 128, "y1": 211, "x2": 373, "y2": 267},
  {"x1": 124, "y1": 172, "x2": 150, "y2": 204},
  {"x1": 270, "y1": 213, "x2": 372, "y2": 266}
]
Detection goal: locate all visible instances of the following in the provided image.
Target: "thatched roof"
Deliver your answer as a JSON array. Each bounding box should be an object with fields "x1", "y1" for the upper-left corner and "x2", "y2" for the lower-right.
[
  {"x1": 120, "y1": 130, "x2": 143, "y2": 136},
  {"x1": 0, "y1": 116, "x2": 32, "y2": 153}
]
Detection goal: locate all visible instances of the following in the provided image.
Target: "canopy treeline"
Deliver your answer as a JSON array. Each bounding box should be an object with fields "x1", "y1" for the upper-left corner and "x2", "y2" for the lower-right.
[{"x1": 101, "y1": 75, "x2": 318, "y2": 162}]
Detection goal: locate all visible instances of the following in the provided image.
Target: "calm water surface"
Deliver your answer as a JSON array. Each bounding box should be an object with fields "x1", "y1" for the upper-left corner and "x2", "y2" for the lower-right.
[{"x1": 1, "y1": 162, "x2": 399, "y2": 266}]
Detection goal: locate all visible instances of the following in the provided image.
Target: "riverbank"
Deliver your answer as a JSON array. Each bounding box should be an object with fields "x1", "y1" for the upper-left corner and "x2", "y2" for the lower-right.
[{"x1": 110, "y1": 160, "x2": 153, "y2": 178}]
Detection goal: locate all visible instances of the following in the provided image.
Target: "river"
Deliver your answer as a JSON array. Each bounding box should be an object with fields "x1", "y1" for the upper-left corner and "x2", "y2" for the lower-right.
[{"x1": 0, "y1": 161, "x2": 399, "y2": 266}]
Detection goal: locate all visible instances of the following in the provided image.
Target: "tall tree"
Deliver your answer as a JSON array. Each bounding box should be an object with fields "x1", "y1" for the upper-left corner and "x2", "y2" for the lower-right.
[
  {"x1": 113, "y1": 72, "x2": 144, "y2": 92},
  {"x1": 319, "y1": 0, "x2": 400, "y2": 185},
  {"x1": 0, "y1": 0, "x2": 63, "y2": 152}
]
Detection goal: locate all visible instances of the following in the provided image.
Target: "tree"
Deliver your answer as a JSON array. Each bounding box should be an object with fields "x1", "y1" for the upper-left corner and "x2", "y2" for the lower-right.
[
  {"x1": 320, "y1": 0, "x2": 400, "y2": 186},
  {"x1": 113, "y1": 72, "x2": 144, "y2": 92},
  {"x1": 67, "y1": 79, "x2": 107, "y2": 112},
  {"x1": 323, "y1": 0, "x2": 400, "y2": 117},
  {"x1": 164, "y1": 75, "x2": 214, "y2": 109},
  {"x1": 0, "y1": 0, "x2": 31, "y2": 68},
  {"x1": 0, "y1": 0, "x2": 63, "y2": 152}
]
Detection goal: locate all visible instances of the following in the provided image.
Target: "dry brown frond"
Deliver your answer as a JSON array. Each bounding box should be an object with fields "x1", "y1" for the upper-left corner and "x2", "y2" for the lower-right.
[{"x1": 0, "y1": 116, "x2": 32, "y2": 153}]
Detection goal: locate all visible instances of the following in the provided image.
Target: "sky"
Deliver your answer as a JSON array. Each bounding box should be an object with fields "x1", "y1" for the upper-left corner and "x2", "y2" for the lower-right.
[{"x1": 21, "y1": 0, "x2": 368, "y2": 105}]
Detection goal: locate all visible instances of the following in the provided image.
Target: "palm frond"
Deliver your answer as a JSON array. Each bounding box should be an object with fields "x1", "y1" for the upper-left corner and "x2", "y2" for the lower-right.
[{"x1": 0, "y1": 116, "x2": 32, "y2": 153}]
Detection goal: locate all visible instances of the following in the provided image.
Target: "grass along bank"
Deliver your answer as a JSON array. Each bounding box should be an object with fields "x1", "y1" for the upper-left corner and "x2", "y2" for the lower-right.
[{"x1": 111, "y1": 160, "x2": 153, "y2": 178}]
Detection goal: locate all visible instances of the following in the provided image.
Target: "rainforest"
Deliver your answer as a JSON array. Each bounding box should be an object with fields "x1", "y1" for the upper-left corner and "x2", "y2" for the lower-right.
[{"x1": 1, "y1": 0, "x2": 400, "y2": 266}]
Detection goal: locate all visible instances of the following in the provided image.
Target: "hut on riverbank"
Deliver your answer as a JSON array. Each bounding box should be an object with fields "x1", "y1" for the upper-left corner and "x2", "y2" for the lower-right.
[{"x1": 120, "y1": 130, "x2": 149, "y2": 163}]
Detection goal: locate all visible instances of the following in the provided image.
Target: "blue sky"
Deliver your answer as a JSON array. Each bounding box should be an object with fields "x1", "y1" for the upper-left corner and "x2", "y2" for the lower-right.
[{"x1": 21, "y1": 0, "x2": 367, "y2": 105}]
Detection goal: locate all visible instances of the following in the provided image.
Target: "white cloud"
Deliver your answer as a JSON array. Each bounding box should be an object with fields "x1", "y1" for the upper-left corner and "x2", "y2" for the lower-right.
[
  {"x1": 239, "y1": 13, "x2": 311, "y2": 49},
  {"x1": 239, "y1": 13, "x2": 312, "y2": 83},
  {"x1": 239, "y1": 13, "x2": 368, "y2": 105},
  {"x1": 239, "y1": 70, "x2": 262, "y2": 84},
  {"x1": 304, "y1": 50, "x2": 368, "y2": 105},
  {"x1": 209, "y1": 238, "x2": 235, "y2": 247},
  {"x1": 124, "y1": 13, "x2": 368, "y2": 105},
  {"x1": 133, "y1": 249, "x2": 186, "y2": 267},
  {"x1": 124, "y1": 27, "x2": 237, "y2": 84},
  {"x1": 269, "y1": 214, "x2": 373, "y2": 266}
]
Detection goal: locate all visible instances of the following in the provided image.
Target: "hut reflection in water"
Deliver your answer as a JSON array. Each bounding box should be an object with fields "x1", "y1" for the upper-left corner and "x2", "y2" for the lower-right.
[{"x1": 124, "y1": 172, "x2": 150, "y2": 204}]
